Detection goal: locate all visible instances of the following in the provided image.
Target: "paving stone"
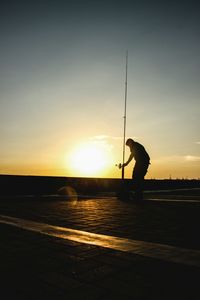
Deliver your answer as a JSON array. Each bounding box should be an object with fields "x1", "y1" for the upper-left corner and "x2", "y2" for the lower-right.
[{"x1": 0, "y1": 192, "x2": 200, "y2": 299}]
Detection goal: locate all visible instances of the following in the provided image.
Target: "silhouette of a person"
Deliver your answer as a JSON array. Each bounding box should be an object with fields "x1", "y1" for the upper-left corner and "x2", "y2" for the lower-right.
[{"x1": 122, "y1": 138, "x2": 150, "y2": 200}]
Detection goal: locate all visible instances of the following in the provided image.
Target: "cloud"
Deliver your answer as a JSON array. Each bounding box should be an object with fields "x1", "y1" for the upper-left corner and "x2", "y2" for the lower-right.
[
  {"x1": 195, "y1": 142, "x2": 200, "y2": 145},
  {"x1": 154, "y1": 155, "x2": 200, "y2": 163},
  {"x1": 91, "y1": 135, "x2": 122, "y2": 141},
  {"x1": 91, "y1": 135, "x2": 110, "y2": 140},
  {"x1": 88, "y1": 136, "x2": 114, "y2": 151},
  {"x1": 154, "y1": 155, "x2": 183, "y2": 163},
  {"x1": 90, "y1": 135, "x2": 140, "y2": 142},
  {"x1": 184, "y1": 155, "x2": 200, "y2": 162}
]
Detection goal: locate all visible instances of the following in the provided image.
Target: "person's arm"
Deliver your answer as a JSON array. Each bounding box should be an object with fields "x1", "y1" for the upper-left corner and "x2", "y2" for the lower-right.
[{"x1": 122, "y1": 152, "x2": 134, "y2": 167}]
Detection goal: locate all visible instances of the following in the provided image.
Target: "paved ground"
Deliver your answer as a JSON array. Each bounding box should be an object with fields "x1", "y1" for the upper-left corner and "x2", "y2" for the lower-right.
[{"x1": 0, "y1": 189, "x2": 200, "y2": 299}]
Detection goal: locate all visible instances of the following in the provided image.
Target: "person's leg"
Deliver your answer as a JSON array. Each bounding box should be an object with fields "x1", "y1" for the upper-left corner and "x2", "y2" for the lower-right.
[
  {"x1": 132, "y1": 164, "x2": 148, "y2": 201},
  {"x1": 117, "y1": 179, "x2": 130, "y2": 201},
  {"x1": 134, "y1": 175, "x2": 144, "y2": 200}
]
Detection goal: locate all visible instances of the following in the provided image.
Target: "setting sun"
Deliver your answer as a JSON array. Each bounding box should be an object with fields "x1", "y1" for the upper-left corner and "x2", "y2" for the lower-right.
[{"x1": 67, "y1": 142, "x2": 112, "y2": 176}]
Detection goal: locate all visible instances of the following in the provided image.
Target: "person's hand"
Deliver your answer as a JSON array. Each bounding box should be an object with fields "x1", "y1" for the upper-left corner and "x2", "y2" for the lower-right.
[{"x1": 119, "y1": 163, "x2": 126, "y2": 169}]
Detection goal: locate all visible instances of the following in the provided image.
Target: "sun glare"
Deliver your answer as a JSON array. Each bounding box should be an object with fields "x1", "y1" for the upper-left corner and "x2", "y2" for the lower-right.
[{"x1": 68, "y1": 142, "x2": 111, "y2": 176}]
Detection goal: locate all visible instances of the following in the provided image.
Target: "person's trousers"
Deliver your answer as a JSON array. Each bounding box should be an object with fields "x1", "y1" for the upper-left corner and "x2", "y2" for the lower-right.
[{"x1": 132, "y1": 163, "x2": 149, "y2": 200}]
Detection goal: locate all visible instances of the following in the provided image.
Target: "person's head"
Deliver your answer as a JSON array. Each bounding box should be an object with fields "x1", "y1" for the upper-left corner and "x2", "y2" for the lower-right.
[{"x1": 126, "y1": 138, "x2": 134, "y2": 149}]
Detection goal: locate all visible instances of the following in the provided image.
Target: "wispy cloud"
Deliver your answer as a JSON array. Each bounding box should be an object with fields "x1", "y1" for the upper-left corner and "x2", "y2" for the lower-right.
[
  {"x1": 154, "y1": 155, "x2": 200, "y2": 163},
  {"x1": 90, "y1": 135, "x2": 122, "y2": 141},
  {"x1": 195, "y1": 141, "x2": 200, "y2": 145},
  {"x1": 91, "y1": 135, "x2": 110, "y2": 140},
  {"x1": 91, "y1": 135, "x2": 139, "y2": 141},
  {"x1": 88, "y1": 136, "x2": 115, "y2": 151},
  {"x1": 184, "y1": 155, "x2": 200, "y2": 162}
]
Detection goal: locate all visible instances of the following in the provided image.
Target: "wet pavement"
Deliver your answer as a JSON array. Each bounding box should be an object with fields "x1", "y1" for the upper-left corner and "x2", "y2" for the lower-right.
[{"x1": 0, "y1": 190, "x2": 200, "y2": 299}]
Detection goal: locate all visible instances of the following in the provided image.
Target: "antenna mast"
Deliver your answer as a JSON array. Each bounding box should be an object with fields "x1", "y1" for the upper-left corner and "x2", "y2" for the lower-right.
[{"x1": 122, "y1": 51, "x2": 128, "y2": 179}]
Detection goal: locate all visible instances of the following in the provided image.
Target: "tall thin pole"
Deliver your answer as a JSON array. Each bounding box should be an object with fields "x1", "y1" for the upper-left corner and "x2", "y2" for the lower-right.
[{"x1": 122, "y1": 50, "x2": 128, "y2": 179}]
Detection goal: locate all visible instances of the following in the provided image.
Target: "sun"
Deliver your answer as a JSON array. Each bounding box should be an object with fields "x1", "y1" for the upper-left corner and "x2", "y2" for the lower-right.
[{"x1": 68, "y1": 142, "x2": 111, "y2": 176}]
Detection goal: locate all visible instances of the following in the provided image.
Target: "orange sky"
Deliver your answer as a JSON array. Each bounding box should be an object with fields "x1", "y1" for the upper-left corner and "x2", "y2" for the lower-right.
[{"x1": 0, "y1": 1, "x2": 200, "y2": 179}]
